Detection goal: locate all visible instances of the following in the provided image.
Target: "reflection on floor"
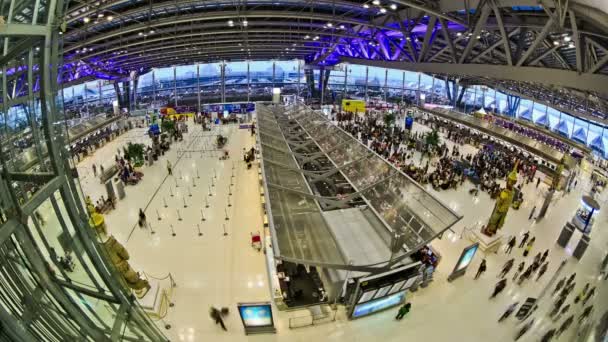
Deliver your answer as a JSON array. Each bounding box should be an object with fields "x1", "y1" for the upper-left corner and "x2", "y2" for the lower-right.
[{"x1": 75, "y1": 118, "x2": 607, "y2": 342}]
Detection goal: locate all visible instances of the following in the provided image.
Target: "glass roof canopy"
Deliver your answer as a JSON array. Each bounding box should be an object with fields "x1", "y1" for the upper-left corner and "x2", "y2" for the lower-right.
[{"x1": 258, "y1": 104, "x2": 462, "y2": 271}]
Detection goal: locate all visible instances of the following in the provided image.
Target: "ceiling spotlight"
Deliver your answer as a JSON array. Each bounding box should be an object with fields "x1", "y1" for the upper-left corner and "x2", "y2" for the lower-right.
[
  {"x1": 35, "y1": 47, "x2": 40, "y2": 51},
  {"x1": 379, "y1": 8, "x2": 387, "y2": 13},
  {"x1": 241, "y1": 48, "x2": 244, "y2": 51},
  {"x1": 372, "y1": 0, "x2": 380, "y2": 5},
  {"x1": 59, "y1": 31, "x2": 63, "y2": 35},
  {"x1": 97, "y1": 13, "x2": 104, "y2": 18},
  {"x1": 314, "y1": 36, "x2": 319, "y2": 40},
  {"x1": 149, "y1": 29, "x2": 155, "y2": 34},
  {"x1": 568, "y1": 42, "x2": 575, "y2": 48},
  {"x1": 456, "y1": 32, "x2": 462, "y2": 37},
  {"x1": 476, "y1": 35, "x2": 481, "y2": 39},
  {"x1": 83, "y1": 17, "x2": 90, "y2": 23},
  {"x1": 291, "y1": 48, "x2": 295, "y2": 51},
  {"x1": 138, "y1": 32, "x2": 143, "y2": 36},
  {"x1": 564, "y1": 36, "x2": 571, "y2": 42},
  {"x1": 390, "y1": 4, "x2": 397, "y2": 10},
  {"x1": 227, "y1": 20, "x2": 234, "y2": 26},
  {"x1": 363, "y1": 4, "x2": 369, "y2": 8},
  {"x1": 327, "y1": 22, "x2": 333, "y2": 27},
  {"x1": 339, "y1": 24, "x2": 345, "y2": 29},
  {"x1": 107, "y1": 15, "x2": 114, "y2": 21},
  {"x1": 242, "y1": 20, "x2": 248, "y2": 26},
  {"x1": 553, "y1": 40, "x2": 559, "y2": 46},
  {"x1": 292, "y1": 43, "x2": 296, "y2": 46},
  {"x1": 305, "y1": 35, "x2": 310, "y2": 39}
]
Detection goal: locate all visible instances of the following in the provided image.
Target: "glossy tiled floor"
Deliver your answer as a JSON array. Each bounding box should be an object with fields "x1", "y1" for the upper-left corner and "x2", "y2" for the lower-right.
[{"x1": 77, "y1": 119, "x2": 607, "y2": 342}]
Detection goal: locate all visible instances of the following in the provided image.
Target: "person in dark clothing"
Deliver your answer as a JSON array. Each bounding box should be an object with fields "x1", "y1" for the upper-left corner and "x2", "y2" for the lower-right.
[
  {"x1": 475, "y1": 259, "x2": 487, "y2": 279},
  {"x1": 566, "y1": 273, "x2": 576, "y2": 287},
  {"x1": 499, "y1": 258, "x2": 515, "y2": 278},
  {"x1": 513, "y1": 261, "x2": 525, "y2": 281},
  {"x1": 92, "y1": 164, "x2": 97, "y2": 177},
  {"x1": 536, "y1": 177, "x2": 541, "y2": 188},
  {"x1": 540, "y1": 249, "x2": 549, "y2": 264},
  {"x1": 528, "y1": 205, "x2": 536, "y2": 220},
  {"x1": 553, "y1": 277, "x2": 566, "y2": 295},
  {"x1": 210, "y1": 307, "x2": 227, "y2": 331},
  {"x1": 506, "y1": 236, "x2": 516, "y2": 254},
  {"x1": 395, "y1": 302, "x2": 411, "y2": 320},
  {"x1": 138, "y1": 209, "x2": 147, "y2": 228},
  {"x1": 490, "y1": 278, "x2": 507, "y2": 298},
  {"x1": 519, "y1": 232, "x2": 530, "y2": 248},
  {"x1": 536, "y1": 262, "x2": 549, "y2": 281}
]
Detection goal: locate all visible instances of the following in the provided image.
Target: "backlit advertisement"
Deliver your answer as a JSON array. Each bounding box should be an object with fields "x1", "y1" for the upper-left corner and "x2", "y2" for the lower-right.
[
  {"x1": 352, "y1": 291, "x2": 406, "y2": 318},
  {"x1": 237, "y1": 302, "x2": 274, "y2": 328}
]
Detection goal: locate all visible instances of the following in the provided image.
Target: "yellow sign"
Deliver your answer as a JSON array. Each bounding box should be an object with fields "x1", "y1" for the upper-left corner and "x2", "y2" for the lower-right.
[{"x1": 342, "y1": 99, "x2": 366, "y2": 113}]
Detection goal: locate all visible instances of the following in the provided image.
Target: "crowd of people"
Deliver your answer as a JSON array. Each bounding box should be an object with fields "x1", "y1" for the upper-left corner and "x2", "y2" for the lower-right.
[{"x1": 335, "y1": 110, "x2": 538, "y2": 202}]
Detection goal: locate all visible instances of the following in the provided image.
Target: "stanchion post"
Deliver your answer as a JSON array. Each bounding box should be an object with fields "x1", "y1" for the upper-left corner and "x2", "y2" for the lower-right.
[
  {"x1": 188, "y1": 187, "x2": 192, "y2": 197},
  {"x1": 197, "y1": 224, "x2": 203, "y2": 237},
  {"x1": 175, "y1": 177, "x2": 179, "y2": 188},
  {"x1": 170, "y1": 224, "x2": 176, "y2": 237},
  {"x1": 179, "y1": 170, "x2": 183, "y2": 180},
  {"x1": 169, "y1": 186, "x2": 174, "y2": 197},
  {"x1": 177, "y1": 209, "x2": 182, "y2": 221},
  {"x1": 163, "y1": 197, "x2": 168, "y2": 208},
  {"x1": 156, "y1": 209, "x2": 162, "y2": 221},
  {"x1": 211, "y1": 177, "x2": 215, "y2": 187},
  {"x1": 227, "y1": 197, "x2": 232, "y2": 207},
  {"x1": 183, "y1": 195, "x2": 188, "y2": 208},
  {"x1": 192, "y1": 177, "x2": 197, "y2": 187},
  {"x1": 223, "y1": 223, "x2": 228, "y2": 236},
  {"x1": 205, "y1": 196, "x2": 209, "y2": 208},
  {"x1": 208, "y1": 184, "x2": 213, "y2": 197},
  {"x1": 196, "y1": 169, "x2": 200, "y2": 179},
  {"x1": 149, "y1": 222, "x2": 156, "y2": 235},
  {"x1": 225, "y1": 207, "x2": 229, "y2": 221},
  {"x1": 201, "y1": 209, "x2": 206, "y2": 221}
]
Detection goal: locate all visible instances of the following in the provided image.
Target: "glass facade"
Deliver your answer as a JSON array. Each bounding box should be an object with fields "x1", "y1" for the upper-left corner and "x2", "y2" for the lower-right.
[
  {"x1": 60, "y1": 61, "x2": 608, "y2": 158},
  {"x1": 0, "y1": 1, "x2": 167, "y2": 340}
]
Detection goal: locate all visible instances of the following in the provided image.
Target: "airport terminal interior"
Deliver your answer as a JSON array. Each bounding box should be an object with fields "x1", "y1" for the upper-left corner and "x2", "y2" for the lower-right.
[{"x1": 2, "y1": 0, "x2": 608, "y2": 341}]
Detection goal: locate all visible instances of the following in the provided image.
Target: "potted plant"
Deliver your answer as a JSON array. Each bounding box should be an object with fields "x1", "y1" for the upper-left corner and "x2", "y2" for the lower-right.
[
  {"x1": 425, "y1": 129, "x2": 441, "y2": 148},
  {"x1": 126, "y1": 143, "x2": 145, "y2": 167}
]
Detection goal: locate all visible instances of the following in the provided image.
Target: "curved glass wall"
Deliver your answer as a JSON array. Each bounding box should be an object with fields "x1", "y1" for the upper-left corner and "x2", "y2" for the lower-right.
[
  {"x1": 0, "y1": 0, "x2": 167, "y2": 340},
  {"x1": 61, "y1": 60, "x2": 608, "y2": 158}
]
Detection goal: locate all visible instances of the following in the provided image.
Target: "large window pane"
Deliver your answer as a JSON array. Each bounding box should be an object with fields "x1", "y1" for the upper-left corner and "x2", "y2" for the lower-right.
[
  {"x1": 367, "y1": 66, "x2": 385, "y2": 101},
  {"x1": 136, "y1": 71, "x2": 154, "y2": 109},
  {"x1": 175, "y1": 65, "x2": 197, "y2": 111},
  {"x1": 225, "y1": 61, "x2": 249, "y2": 102},
  {"x1": 248, "y1": 61, "x2": 273, "y2": 101},
  {"x1": 154, "y1": 67, "x2": 174, "y2": 106},
  {"x1": 532, "y1": 102, "x2": 547, "y2": 125},
  {"x1": 517, "y1": 99, "x2": 533, "y2": 121},
  {"x1": 572, "y1": 118, "x2": 589, "y2": 144},
  {"x1": 547, "y1": 107, "x2": 561, "y2": 130},
  {"x1": 588, "y1": 124, "x2": 603, "y2": 154},
  {"x1": 345, "y1": 64, "x2": 366, "y2": 99},
  {"x1": 557, "y1": 113, "x2": 575, "y2": 138}
]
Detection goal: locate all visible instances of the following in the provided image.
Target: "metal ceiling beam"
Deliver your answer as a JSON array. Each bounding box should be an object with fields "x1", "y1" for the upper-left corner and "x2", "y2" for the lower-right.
[
  {"x1": 459, "y1": 5, "x2": 492, "y2": 63},
  {"x1": 516, "y1": 17, "x2": 555, "y2": 66},
  {"x1": 437, "y1": 18, "x2": 457, "y2": 63},
  {"x1": 340, "y1": 57, "x2": 608, "y2": 96},
  {"x1": 491, "y1": 2, "x2": 513, "y2": 66},
  {"x1": 64, "y1": 10, "x2": 405, "y2": 51}
]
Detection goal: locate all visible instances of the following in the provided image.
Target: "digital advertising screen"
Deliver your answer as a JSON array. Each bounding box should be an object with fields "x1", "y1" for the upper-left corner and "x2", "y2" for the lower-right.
[
  {"x1": 373, "y1": 285, "x2": 391, "y2": 299},
  {"x1": 454, "y1": 243, "x2": 479, "y2": 273},
  {"x1": 237, "y1": 302, "x2": 274, "y2": 328},
  {"x1": 352, "y1": 291, "x2": 406, "y2": 319}
]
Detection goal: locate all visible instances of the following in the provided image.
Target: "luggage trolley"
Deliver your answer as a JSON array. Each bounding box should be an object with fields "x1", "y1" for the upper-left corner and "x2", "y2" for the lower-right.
[{"x1": 251, "y1": 231, "x2": 262, "y2": 251}]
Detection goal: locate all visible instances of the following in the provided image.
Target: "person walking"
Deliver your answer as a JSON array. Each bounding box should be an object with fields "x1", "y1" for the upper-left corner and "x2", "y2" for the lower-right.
[
  {"x1": 395, "y1": 302, "x2": 411, "y2": 320},
  {"x1": 138, "y1": 209, "x2": 147, "y2": 228},
  {"x1": 528, "y1": 205, "x2": 536, "y2": 220},
  {"x1": 553, "y1": 277, "x2": 567, "y2": 295},
  {"x1": 582, "y1": 286, "x2": 596, "y2": 306},
  {"x1": 540, "y1": 249, "x2": 549, "y2": 264},
  {"x1": 519, "y1": 232, "x2": 530, "y2": 248},
  {"x1": 505, "y1": 236, "x2": 516, "y2": 254},
  {"x1": 499, "y1": 258, "x2": 515, "y2": 278},
  {"x1": 574, "y1": 283, "x2": 590, "y2": 304},
  {"x1": 490, "y1": 278, "x2": 508, "y2": 298},
  {"x1": 92, "y1": 164, "x2": 97, "y2": 177},
  {"x1": 523, "y1": 237, "x2": 535, "y2": 257},
  {"x1": 475, "y1": 259, "x2": 487, "y2": 280},
  {"x1": 513, "y1": 261, "x2": 525, "y2": 282},
  {"x1": 209, "y1": 307, "x2": 227, "y2": 331},
  {"x1": 536, "y1": 177, "x2": 541, "y2": 188},
  {"x1": 166, "y1": 160, "x2": 172, "y2": 176},
  {"x1": 536, "y1": 262, "x2": 549, "y2": 281}
]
